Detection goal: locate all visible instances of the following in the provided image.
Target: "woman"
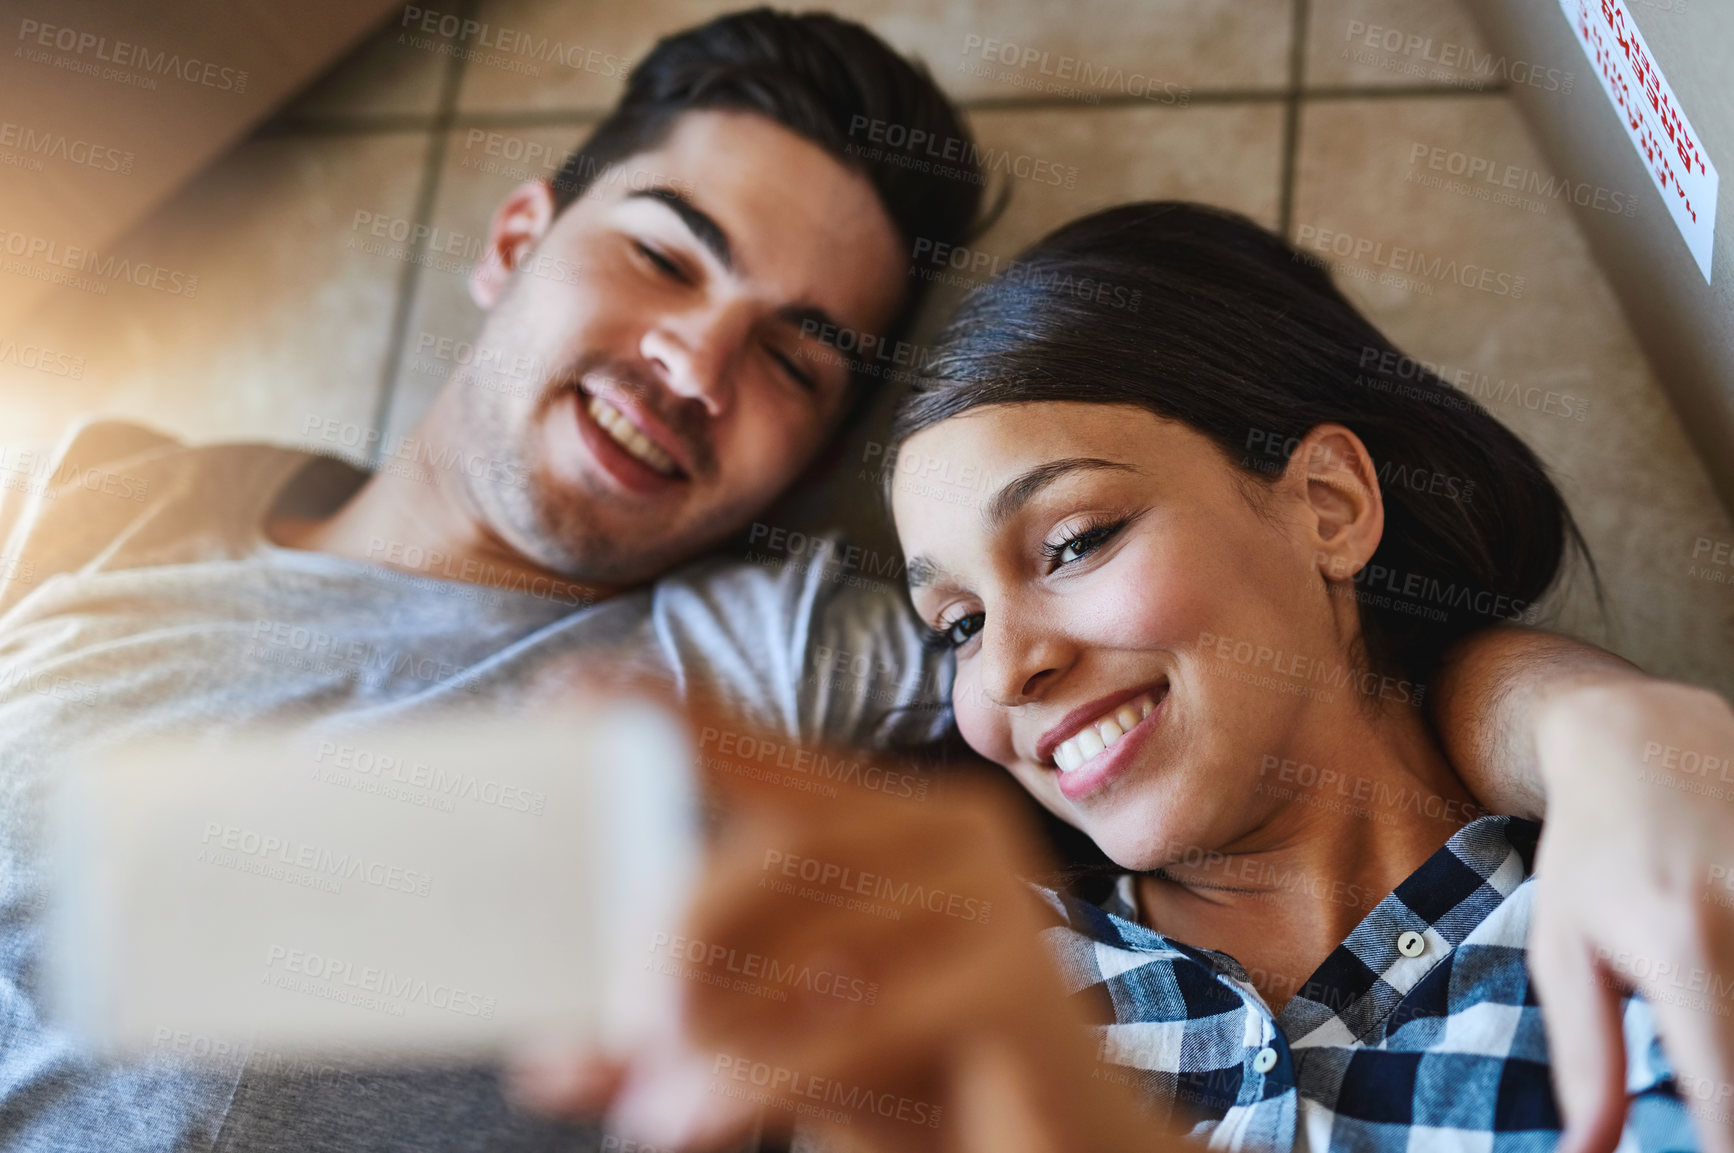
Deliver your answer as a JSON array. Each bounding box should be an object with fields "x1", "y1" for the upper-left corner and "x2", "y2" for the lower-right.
[
  {"x1": 879, "y1": 202, "x2": 1693, "y2": 1150},
  {"x1": 511, "y1": 204, "x2": 1713, "y2": 1153}
]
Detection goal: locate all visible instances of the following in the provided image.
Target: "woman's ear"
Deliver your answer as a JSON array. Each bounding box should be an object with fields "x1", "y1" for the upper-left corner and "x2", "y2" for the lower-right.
[
  {"x1": 1279, "y1": 423, "x2": 1384, "y2": 583},
  {"x1": 469, "y1": 180, "x2": 557, "y2": 310}
]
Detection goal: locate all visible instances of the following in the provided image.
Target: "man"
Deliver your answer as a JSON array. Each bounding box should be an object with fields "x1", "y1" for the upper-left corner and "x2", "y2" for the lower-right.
[{"x1": 0, "y1": 9, "x2": 1727, "y2": 1153}]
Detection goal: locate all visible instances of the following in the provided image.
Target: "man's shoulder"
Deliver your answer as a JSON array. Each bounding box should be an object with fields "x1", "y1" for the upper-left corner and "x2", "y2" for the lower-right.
[
  {"x1": 644, "y1": 533, "x2": 951, "y2": 749},
  {"x1": 0, "y1": 420, "x2": 318, "y2": 609},
  {"x1": 1, "y1": 419, "x2": 179, "y2": 552},
  {"x1": 12, "y1": 417, "x2": 315, "y2": 522},
  {"x1": 656, "y1": 532, "x2": 917, "y2": 640},
  {"x1": 8, "y1": 417, "x2": 294, "y2": 489},
  {"x1": 43, "y1": 418, "x2": 180, "y2": 473}
]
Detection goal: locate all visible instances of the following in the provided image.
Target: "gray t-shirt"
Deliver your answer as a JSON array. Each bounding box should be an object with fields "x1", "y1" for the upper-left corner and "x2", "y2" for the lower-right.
[{"x1": 0, "y1": 421, "x2": 950, "y2": 1152}]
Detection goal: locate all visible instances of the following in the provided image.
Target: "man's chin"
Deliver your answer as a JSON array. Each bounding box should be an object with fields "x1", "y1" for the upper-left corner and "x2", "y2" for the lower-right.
[{"x1": 524, "y1": 499, "x2": 726, "y2": 589}]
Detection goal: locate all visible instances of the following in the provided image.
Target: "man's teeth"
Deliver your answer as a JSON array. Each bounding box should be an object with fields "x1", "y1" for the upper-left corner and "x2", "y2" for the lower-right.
[
  {"x1": 586, "y1": 394, "x2": 678, "y2": 476},
  {"x1": 1053, "y1": 693, "x2": 1159, "y2": 773}
]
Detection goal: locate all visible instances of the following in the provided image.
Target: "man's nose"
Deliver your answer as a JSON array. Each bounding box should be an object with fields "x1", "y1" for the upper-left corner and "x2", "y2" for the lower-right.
[{"x1": 639, "y1": 306, "x2": 746, "y2": 419}]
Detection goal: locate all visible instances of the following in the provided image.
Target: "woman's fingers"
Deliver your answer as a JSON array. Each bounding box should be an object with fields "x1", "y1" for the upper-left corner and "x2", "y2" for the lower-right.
[
  {"x1": 605, "y1": 1036, "x2": 765, "y2": 1151},
  {"x1": 682, "y1": 793, "x2": 1039, "y2": 1014},
  {"x1": 504, "y1": 1048, "x2": 627, "y2": 1118},
  {"x1": 503, "y1": 1031, "x2": 772, "y2": 1148},
  {"x1": 665, "y1": 740, "x2": 1158, "y2": 1150},
  {"x1": 950, "y1": 1036, "x2": 1086, "y2": 1153},
  {"x1": 508, "y1": 712, "x2": 1163, "y2": 1151}
]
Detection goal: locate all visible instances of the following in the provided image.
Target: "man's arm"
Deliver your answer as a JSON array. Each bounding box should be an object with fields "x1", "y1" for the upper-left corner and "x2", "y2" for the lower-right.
[
  {"x1": 1430, "y1": 625, "x2": 1642, "y2": 819},
  {"x1": 1433, "y1": 626, "x2": 1734, "y2": 1153}
]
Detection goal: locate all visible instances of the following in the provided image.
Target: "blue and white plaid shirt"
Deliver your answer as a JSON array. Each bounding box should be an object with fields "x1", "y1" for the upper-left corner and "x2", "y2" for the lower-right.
[{"x1": 1038, "y1": 817, "x2": 1700, "y2": 1151}]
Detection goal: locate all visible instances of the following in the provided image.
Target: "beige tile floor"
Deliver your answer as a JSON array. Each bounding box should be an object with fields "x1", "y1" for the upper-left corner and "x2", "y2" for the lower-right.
[
  {"x1": 3, "y1": 0, "x2": 1731, "y2": 692},
  {"x1": 1306, "y1": 0, "x2": 1493, "y2": 89}
]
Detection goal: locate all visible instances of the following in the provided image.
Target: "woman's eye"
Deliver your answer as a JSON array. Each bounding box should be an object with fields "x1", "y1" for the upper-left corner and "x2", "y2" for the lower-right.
[
  {"x1": 635, "y1": 241, "x2": 687, "y2": 282},
  {"x1": 932, "y1": 611, "x2": 984, "y2": 650},
  {"x1": 1043, "y1": 520, "x2": 1124, "y2": 567}
]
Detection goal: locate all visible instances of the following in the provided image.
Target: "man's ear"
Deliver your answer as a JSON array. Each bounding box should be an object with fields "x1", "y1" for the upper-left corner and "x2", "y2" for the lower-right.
[
  {"x1": 470, "y1": 180, "x2": 557, "y2": 310},
  {"x1": 1279, "y1": 422, "x2": 1384, "y2": 583}
]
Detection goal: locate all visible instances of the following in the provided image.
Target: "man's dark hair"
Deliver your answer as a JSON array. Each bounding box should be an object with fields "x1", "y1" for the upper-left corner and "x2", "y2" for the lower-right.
[{"x1": 552, "y1": 7, "x2": 983, "y2": 346}]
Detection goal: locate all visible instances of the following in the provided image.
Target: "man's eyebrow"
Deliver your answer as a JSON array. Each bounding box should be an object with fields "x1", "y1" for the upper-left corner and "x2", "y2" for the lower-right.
[
  {"x1": 629, "y1": 189, "x2": 851, "y2": 350},
  {"x1": 777, "y1": 304, "x2": 848, "y2": 344},
  {"x1": 985, "y1": 457, "x2": 1138, "y2": 529},
  {"x1": 628, "y1": 187, "x2": 732, "y2": 272}
]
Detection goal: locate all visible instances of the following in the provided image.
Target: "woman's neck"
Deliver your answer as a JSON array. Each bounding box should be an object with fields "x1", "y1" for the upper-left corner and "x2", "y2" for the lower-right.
[{"x1": 1134, "y1": 703, "x2": 1482, "y2": 1013}]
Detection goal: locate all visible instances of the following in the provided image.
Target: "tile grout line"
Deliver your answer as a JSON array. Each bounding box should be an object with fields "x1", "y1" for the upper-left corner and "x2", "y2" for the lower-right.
[
  {"x1": 257, "y1": 81, "x2": 1511, "y2": 141},
  {"x1": 1305, "y1": 81, "x2": 1507, "y2": 101},
  {"x1": 960, "y1": 88, "x2": 1287, "y2": 112},
  {"x1": 1278, "y1": 0, "x2": 1310, "y2": 238},
  {"x1": 364, "y1": 0, "x2": 476, "y2": 466},
  {"x1": 959, "y1": 83, "x2": 1509, "y2": 112}
]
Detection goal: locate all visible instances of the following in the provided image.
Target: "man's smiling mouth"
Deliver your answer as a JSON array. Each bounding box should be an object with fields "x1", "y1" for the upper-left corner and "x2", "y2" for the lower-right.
[{"x1": 582, "y1": 391, "x2": 680, "y2": 477}]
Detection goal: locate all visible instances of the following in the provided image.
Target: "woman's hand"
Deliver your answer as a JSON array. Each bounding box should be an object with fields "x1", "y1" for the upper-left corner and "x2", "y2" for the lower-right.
[
  {"x1": 508, "y1": 713, "x2": 1179, "y2": 1152},
  {"x1": 1526, "y1": 678, "x2": 1734, "y2": 1153}
]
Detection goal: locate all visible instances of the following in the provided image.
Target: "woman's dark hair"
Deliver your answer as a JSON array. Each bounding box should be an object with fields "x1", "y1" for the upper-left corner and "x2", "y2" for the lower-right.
[
  {"x1": 892, "y1": 201, "x2": 1595, "y2": 691},
  {"x1": 551, "y1": 7, "x2": 982, "y2": 346}
]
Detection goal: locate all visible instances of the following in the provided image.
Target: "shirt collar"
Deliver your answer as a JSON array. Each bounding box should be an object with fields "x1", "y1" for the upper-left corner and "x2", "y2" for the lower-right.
[
  {"x1": 1050, "y1": 815, "x2": 1541, "y2": 1037},
  {"x1": 1276, "y1": 815, "x2": 1539, "y2": 1042}
]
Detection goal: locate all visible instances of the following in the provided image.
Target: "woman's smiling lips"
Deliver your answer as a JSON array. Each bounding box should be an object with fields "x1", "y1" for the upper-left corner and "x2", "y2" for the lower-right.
[{"x1": 1034, "y1": 681, "x2": 1169, "y2": 801}]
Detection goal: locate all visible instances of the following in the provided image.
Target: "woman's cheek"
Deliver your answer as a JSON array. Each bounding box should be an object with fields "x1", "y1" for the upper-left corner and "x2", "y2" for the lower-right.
[
  {"x1": 951, "y1": 669, "x2": 1014, "y2": 767},
  {"x1": 1101, "y1": 549, "x2": 1202, "y2": 647}
]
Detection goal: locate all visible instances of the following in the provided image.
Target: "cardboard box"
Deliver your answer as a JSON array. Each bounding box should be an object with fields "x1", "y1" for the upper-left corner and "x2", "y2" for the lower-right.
[{"x1": 0, "y1": 1, "x2": 403, "y2": 328}]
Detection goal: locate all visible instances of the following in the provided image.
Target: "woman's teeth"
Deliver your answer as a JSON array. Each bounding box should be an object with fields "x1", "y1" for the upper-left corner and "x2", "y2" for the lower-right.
[
  {"x1": 1053, "y1": 693, "x2": 1159, "y2": 773},
  {"x1": 586, "y1": 393, "x2": 678, "y2": 476}
]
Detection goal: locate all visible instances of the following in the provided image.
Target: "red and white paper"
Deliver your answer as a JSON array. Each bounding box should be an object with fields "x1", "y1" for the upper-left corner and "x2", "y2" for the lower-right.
[{"x1": 1559, "y1": 0, "x2": 1719, "y2": 282}]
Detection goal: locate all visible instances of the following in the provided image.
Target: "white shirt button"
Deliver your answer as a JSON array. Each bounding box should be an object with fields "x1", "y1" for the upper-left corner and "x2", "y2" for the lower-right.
[
  {"x1": 1252, "y1": 1046, "x2": 1279, "y2": 1074},
  {"x1": 1397, "y1": 930, "x2": 1426, "y2": 957}
]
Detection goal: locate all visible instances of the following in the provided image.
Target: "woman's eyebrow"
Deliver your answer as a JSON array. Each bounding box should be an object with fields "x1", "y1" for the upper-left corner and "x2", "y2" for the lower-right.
[
  {"x1": 905, "y1": 457, "x2": 1139, "y2": 589},
  {"x1": 984, "y1": 457, "x2": 1138, "y2": 530},
  {"x1": 905, "y1": 555, "x2": 944, "y2": 590}
]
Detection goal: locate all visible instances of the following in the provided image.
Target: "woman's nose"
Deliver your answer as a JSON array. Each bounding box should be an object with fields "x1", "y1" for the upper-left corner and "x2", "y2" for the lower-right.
[{"x1": 979, "y1": 622, "x2": 1068, "y2": 708}]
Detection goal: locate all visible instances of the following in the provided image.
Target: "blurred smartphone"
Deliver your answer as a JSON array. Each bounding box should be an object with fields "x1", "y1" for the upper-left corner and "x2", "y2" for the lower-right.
[{"x1": 46, "y1": 700, "x2": 700, "y2": 1065}]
